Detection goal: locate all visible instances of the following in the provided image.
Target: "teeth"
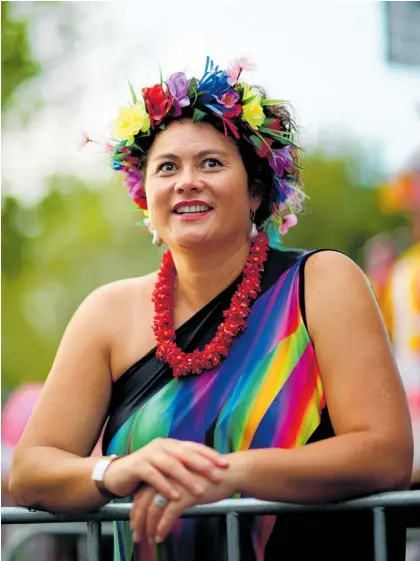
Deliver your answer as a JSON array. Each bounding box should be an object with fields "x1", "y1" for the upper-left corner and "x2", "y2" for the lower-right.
[{"x1": 174, "y1": 204, "x2": 211, "y2": 214}]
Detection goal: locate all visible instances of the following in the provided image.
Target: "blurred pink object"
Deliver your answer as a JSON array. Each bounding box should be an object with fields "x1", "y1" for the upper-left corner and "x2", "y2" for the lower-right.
[{"x1": 1, "y1": 383, "x2": 43, "y2": 447}]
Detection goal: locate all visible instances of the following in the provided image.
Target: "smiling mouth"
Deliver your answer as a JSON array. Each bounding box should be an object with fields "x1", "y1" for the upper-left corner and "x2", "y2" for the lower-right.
[{"x1": 173, "y1": 204, "x2": 213, "y2": 215}]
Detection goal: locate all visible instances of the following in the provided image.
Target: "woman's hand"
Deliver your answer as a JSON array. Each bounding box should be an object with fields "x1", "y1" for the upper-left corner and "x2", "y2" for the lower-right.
[
  {"x1": 104, "y1": 438, "x2": 229, "y2": 502},
  {"x1": 130, "y1": 462, "x2": 238, "y2": 544}
]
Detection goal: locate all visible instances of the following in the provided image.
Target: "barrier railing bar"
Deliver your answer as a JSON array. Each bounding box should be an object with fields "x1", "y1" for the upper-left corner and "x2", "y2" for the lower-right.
[
  {"x1": 87, "y1": 520, "x2": 102, "y2": 561},
  {"x1": 2, "y1": 491, "x2": 420, "y2": 524},
  {"x1": 2, "y1": 523, "x2": 114, "y2": 561},
  {"x1": 226, "y1": 512, "x2": 240, "y2": 561},
  {"x1": 373, "y1": 507, "x2": 387, "y2": 561}
]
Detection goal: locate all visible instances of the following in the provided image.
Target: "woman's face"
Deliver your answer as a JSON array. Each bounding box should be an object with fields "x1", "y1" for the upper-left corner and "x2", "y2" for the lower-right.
[{"x1": 144, "y1": 119, "x2": 259, "y2": 250}]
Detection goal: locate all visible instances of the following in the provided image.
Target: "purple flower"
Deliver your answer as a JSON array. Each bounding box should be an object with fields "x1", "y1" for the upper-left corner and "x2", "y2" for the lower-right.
[
  {"x1": 123, "y1": 168, "x2": 147, "y2": 209},
  {"x1": 268, "y1": 146, "x2": 293, "y2": 177},
  {"x1": 166, "y1": 72, "x2": 190, "y2": 116}
]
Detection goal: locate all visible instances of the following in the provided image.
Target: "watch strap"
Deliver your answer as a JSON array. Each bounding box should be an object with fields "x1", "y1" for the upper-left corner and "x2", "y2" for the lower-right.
[{"x1": 92, "y1": 454, "x2": 124, "y2": 500}]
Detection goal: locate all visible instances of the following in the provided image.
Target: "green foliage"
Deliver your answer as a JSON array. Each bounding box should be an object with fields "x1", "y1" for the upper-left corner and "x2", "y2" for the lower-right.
[
  {"x1": 1, "y1": 176, "x2": 161, "y2": 390},
  {"x1": 1, "y1": 2, "x2": 41, "y2": 111},
  {"x1": 285, "y1": 150, "x2": 404, "y2": 263}
]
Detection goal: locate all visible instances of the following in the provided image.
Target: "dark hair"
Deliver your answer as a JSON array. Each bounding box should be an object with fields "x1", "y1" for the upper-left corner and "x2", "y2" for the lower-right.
[{"x1": 130, "y1": 87, "x2": 302, "y2": 227}]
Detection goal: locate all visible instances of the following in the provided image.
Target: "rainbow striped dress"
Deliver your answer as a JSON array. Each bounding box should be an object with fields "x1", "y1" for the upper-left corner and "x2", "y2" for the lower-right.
[{"x1": 103, "y1": 248, "x2": 404, "y2": 561}]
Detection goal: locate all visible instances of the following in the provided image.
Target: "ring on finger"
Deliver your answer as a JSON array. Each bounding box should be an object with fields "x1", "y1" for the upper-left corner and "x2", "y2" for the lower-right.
[{"x1": 154, "y1": 493, "x2": 169, "y2": 509}]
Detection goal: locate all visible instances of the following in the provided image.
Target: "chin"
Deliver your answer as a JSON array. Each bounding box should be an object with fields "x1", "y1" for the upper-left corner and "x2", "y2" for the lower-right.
[
  {"x1": 170, "y1": 226, "x2": 220, "y2": 249},
  {"x1": 175, "y1": 233, "x2": 214, "y2": 248}
]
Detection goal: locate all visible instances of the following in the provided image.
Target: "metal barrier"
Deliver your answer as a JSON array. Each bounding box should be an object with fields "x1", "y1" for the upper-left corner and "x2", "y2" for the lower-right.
[{"x1": 2, "y1": 491, "x2": 420, "y2": 561}]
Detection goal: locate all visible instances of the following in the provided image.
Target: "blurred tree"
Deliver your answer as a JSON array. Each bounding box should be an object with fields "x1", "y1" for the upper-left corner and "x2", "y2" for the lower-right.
[
  {"x1": 286, "y1": 150, "x2": 404, "y2": 263},
  {"x1": 1, "y1": 2, "x2": 41, "y2": 112},
  {"x1": 2, "y1": 175, "x2": 161, "y2": 390}
]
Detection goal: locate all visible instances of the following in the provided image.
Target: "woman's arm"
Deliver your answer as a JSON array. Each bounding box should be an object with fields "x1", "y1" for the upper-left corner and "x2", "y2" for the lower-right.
[
  {"x1": 231, "y1": 251, "x2": 413, "y2": 502},
  {"x1": 10, "y1": 281, "x2": 229, "y2": 513},
  {"x1": 9, "y1": 285, "x2": 116, "y2": 511}
]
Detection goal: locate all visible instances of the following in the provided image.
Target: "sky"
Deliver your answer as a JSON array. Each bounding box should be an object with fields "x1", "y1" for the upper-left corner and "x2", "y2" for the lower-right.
[{"x1": 3, "y1": 0, "x2": 420, "y2": 203}]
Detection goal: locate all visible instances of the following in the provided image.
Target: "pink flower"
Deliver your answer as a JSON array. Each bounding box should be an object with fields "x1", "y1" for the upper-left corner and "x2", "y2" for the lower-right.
[
  {"x1": 226, "y1": 57, "x2": 255, "y2": 85},
  {"x1": 105, "y1": 140, "x2": 116, "y2": 153},
  {"x1": 78, "y1": 131, "x2": 91, "y2": 150},
  {"x1": 231, "y1": 57, "x2": 255, "y2": 71},
  {"x1": 279, "y1": 214, "x2": 298, "y2": 235},
  {"x1": 226, "y1": 65, "x2": 241, "y2": 86},
  {"x1": 217, "y1": 91, "x2": 240, "y2": 108}
]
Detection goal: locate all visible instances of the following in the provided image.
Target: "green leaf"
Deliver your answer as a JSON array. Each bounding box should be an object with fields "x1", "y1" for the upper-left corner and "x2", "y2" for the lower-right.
[
  {"x1": 263, "y1": 118, "x2": 276, "y2": 127},
  {"x1": 259, "y1": 127, "x2": 300, "y2": 148},
  {"x1": 187, "y1": 78, "x2": 198, "y2": 105},
  {"x1": 249, "y1": 135, "x2": 263, "y2": 149},
  {"x1": 188, "y1": 77, "x2": 197, "y2": 97},
  {"x1": 127, "y1": 78, "x2": 138, "y2": 105},
  {"x1": 112, "y1": 152, "x2": 126, "y2": 160},
  {"x1": 293, "y1": 161, "x2": 306, "y2": 171},
  {"x1": 261, "y1": 98, "x2": 285, "y2": 106},
  {"x1": 193, "y1": 108, "x2": 206, "y2": 123},
  {"x1": 241, "y1": 94, "x2": 256, "y2": 106}
]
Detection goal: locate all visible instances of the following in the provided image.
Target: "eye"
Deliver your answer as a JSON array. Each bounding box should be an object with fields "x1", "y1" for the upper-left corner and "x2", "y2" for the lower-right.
[
  {"x1": 202, "y1": 158, "x2": 223, "y2": 169},
  {"x1": 158, "y1": 162, "x2": 177, "y2": 173}
]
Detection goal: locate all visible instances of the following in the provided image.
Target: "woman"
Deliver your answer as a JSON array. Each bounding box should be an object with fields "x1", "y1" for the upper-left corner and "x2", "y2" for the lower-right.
[{"x1": 10, "y1": 57, "x2": 413, "y2": 561}]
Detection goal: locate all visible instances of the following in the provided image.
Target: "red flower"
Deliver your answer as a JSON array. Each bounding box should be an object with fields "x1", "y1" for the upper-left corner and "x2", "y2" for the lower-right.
[
  {"x1": 224, "y1": 104, "x2": 242, "y2": 119},
  {"x1": 142, "y1": 84, "x2": 171, "y2": 127}
]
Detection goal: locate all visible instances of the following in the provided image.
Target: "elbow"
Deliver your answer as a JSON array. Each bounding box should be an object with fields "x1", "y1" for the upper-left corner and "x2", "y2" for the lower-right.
[
  {"x1": 9, "y1": 463, "x2": 25, "y2": 506},
  {"x1": 373, "y1": 437, "x2": 414, "y2": 492},
  {"x1": 9, "y1": 452, "x2": 34, "y2": 507}
]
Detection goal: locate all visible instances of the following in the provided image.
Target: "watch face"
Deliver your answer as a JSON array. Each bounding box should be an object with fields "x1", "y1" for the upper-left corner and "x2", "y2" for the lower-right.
[{"x1": 92, "y1": 459, "x2": 110, "y2": 482}]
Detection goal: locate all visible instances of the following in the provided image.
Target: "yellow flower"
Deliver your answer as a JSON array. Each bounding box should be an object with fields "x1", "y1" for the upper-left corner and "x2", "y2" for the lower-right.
[
  {"x1": 241, "y1": 83, "x2": 265, "y2": 130},
  {"x1": 112, "y1": 101, "x2": 150, "y2": 145}
]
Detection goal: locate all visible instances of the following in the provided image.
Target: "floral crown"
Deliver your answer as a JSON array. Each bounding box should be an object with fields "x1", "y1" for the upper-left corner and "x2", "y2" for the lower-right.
[{"x1": 108, "y1": 57, "x2": 305, "y2": 243}]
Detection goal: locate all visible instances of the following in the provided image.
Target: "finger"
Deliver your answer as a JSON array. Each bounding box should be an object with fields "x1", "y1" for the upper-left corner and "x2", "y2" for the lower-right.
[
  {"x1": 139, "y1": 465, "x2": 181, "y2": 501},
  {"x1": 146, "y1": 495, "x2": 167, "y2": 544},
  {"x1": 170, "y1": 449, "x2": 226, "y2": 483},
  {"x1": 130, "y1": 490, "x2": 147, "y2": 542},
  {"x1": 181, "y1": 441, "x2": 229, "y2": 467},
  {"x1": 155, "y1": 500, "x2": 188, "y2": 544},
  {"x1": 150, "y1": 455, "x2": 206, "y2": 496},
  {"x1": 163, "y1": 439, "x2": 229, "y2": 468},
  {"x1": 131, "y1": 487, "x2": 155, "y2": 543}
]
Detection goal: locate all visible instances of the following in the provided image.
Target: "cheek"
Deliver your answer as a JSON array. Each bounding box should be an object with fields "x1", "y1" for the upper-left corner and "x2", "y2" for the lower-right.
[{"x1": 145, "y1": 181, "x2": 168, "y2": 221}]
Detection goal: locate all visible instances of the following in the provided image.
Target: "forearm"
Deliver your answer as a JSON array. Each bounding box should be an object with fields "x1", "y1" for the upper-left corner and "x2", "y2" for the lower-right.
[
  {"x1": 231, "y1": 432, "x2": 412, "y2": 504},
  {"x1": 10, "y1": 446, "x2": 109, "y2": 512}
]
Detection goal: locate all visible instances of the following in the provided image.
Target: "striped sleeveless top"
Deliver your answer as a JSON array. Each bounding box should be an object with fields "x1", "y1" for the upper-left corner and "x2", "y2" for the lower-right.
[{"x1": 102, "y1": 247, "x2": 404, "y2": 561}]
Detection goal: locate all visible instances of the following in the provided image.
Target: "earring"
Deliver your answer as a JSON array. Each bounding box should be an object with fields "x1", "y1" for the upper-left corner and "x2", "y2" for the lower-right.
[
  {"x1": 249, "y1": 211, "x2": 258, "y2": 239},
  {"x1": 152, "y1": 230, "x2": 163, "y2": 247}
]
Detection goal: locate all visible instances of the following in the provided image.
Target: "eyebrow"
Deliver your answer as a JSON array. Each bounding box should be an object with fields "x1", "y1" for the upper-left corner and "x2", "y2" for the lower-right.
[{"x1": 151, "y1": 149, "x2": 228, "y2": 162}]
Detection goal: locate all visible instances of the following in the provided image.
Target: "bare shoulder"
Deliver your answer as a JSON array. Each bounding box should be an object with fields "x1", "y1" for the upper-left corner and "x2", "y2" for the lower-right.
[
  {"x1": 78, "y1": 272, "x2": 158, "y2": 327},
  {"x1": 303, "y1": 250, "x2": 375, "y2": 340},
  {"x1": 90, "y1": 271, "x2": 158, "y2": 305},
  {"x1": 57, "y1": 271, "x2": 159, "y2": 374},
  {"x1": 304, "y1": 250, "x2": 368, "y2": 294}
]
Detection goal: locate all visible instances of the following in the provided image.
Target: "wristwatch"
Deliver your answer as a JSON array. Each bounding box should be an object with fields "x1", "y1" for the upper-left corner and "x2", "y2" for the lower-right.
[{"x1": 92, "y1": 454, "x2": 124, "y2": 500}]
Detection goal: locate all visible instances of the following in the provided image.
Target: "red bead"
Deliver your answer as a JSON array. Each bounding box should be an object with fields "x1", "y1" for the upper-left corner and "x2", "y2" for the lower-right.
[{"x1": 152, "y1": 232, "x2": 269, "y2": 376}]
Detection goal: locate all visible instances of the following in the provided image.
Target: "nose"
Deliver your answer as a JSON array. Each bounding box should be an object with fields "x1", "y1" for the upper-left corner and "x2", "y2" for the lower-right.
[{"x1": 174, "y1": 168, "x2": 204, "y2": 195}]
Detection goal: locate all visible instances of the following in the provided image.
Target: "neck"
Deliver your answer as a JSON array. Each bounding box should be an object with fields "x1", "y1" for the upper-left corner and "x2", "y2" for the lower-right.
[{"x1": 170, "y1": 237, "x2": 251, "y2": 313}]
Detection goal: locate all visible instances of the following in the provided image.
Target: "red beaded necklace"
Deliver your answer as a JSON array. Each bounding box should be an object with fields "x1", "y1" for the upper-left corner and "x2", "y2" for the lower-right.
[{"x1": 152, "y1": 232, "x2": 269, "y2": 377}]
